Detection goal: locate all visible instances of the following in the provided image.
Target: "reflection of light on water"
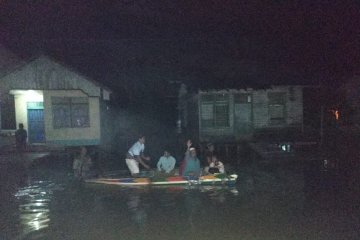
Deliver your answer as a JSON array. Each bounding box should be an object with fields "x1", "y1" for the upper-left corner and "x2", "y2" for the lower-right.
[
  {"x1": 230, "y1": 188, "x2": 239, "y2": 195},
  {"x1": 200, "y1": 186, "x2": 239, "y2": 203},
  {"x1": 126, "y1": 190, "x2": 147, "y2": 226},
  {"x1": 15, "y1": 181, "x2": 63, "y2": 237},
  {"x1": 127, "y1": 194, "x2": 140, "y2": 210},
  {"x1": 25, "y1": 212, "x2": 50, "y2": 231}
]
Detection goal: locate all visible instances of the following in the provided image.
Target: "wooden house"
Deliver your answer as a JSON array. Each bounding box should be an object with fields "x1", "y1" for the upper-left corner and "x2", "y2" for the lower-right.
[{"x1": 178, "y1": 85, "x2": 305, "y2": 142}]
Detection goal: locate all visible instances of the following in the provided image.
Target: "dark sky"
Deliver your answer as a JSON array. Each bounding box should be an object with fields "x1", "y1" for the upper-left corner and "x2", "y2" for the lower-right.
[{"x1": 1, "y1": 0, "x2": 360, "y2": 93}]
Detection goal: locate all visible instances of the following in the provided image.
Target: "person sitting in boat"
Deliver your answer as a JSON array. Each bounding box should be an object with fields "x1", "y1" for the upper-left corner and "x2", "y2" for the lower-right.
[
  {"x1": 73, "y1": 146, "x2": 93, "y2": 179},
  {"x1": 157, "y1": 149, "x2": 176, "y2": 176},
  {"x1": 125, "y1": 135, "x2": 151, "y2": 177},
  {"x1": 181, "y1": 140, "x2": 201, "y2": 178},
  {"x1": 204, "y1": 142, "x2": 216, "y2": 166},
  {"x1": 204, "y1": 155, "x2": 225, "y2": 175}
]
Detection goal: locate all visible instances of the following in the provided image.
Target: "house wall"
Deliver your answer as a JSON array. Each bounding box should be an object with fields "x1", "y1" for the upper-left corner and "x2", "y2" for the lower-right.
[
  {"x1": 194, "y1": 86, "x2": 304, "y2": 141},
  {"x1": 286, "y1": 87, "x2": 303, "y2": 126},
  {"x1": 252, "y1": 90, "x2": 268, "y2": 128},
  {"x1": 13, "y1": 91, "x2": 44, "y2": 133},
  {"x1": 43, "y1": 90, "x2": 101, "y2": 145},
  {"x1": 252, "y1": 86, "x2": 303, "y2": 129},
  {"x1": 198, "y1": 93, "x2": 235, "y2": 140}
]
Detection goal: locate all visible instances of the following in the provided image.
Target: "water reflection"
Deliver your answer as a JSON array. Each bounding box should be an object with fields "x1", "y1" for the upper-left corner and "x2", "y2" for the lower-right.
[
  {"x1": 126, "y1": 188, "x2": 148, "y2": 226},
  {"x1": 3, "y1": 160, "x2": 359, "y2": 240},
  {"x1": 200, "y1": 186, "x2": 239, "y2": 203},
  {"x1": 15, "y1": 180, "x2": 64, "y2": 239}
]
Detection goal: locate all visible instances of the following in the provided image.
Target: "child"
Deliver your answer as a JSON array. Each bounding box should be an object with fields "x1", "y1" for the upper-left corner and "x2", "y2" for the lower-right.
[{"x1": 205, "y1": 155, "x2": 225, "y2": 174}]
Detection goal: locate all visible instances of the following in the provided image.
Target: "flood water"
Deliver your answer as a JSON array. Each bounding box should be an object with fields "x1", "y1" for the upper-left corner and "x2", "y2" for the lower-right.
[{"x1": 1, "y1": 158, "x2": 360, "y2": 240}]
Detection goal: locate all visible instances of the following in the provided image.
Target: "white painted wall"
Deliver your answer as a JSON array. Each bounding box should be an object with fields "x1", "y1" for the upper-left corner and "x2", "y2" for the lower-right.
[
  {"x1": 12, "y1": 90, "x2": 44, "y2": 134},
  {"x1": 43, "y1": 90, "x2": 101, "y2": 144}
]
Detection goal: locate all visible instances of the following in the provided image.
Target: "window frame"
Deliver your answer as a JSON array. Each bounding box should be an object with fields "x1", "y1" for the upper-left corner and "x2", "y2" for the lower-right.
[
  {"x1": 200, "y1": 93, "x2": 230, "y2": 129},
  {"x1": 52, "y1": 97, "x2": 90, "y2": 129},
  {"x1": 268, "y1": 92, "x2": 287, "y2": 125}
]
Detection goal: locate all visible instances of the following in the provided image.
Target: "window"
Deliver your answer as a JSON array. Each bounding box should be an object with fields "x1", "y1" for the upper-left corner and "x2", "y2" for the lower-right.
[
  {"x1": 52, "y1": 97, "x2": 89, "y2": 128},
  {"x1": 200, "y1": 94, "x2": 230, "y2": 128},
  {"x1": 234, "y1": 93, "x2": 251, "y2": 104},
  {"x1": 234, "y1": 93, "x2": 252, "y2": 123},
  {"x1": 268, "y1": 92, "x2": 286, "y2": 125},
  {"x1": 1, "y1": 94, "x2": 16, "y2": 129}
]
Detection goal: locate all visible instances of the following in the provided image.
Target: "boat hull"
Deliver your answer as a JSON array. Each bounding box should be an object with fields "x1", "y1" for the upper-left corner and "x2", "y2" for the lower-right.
[{"x1": 85, "y1": 174, "x2": 238, "y2": 187}]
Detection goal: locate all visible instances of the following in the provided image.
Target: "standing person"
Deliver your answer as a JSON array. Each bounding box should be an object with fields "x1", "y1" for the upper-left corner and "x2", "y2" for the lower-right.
[
  {"x1": 182, "y1": 140, "x2": 201, "y2": 178},
  {"x1": 15, "y1": 123, "x2": 27, "y2": 151},
  {"x1": 126, "y1": 136, "x2": 151, "y2": 177},
  {"x1": 157, "y1": 149, "x2": 176, "y2": 175},
  {"x1": 73, "y1": 146, "x2": 92, "y2": 179}
]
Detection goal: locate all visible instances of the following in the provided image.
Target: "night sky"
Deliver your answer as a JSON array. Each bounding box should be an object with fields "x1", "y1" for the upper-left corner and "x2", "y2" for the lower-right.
[{"x1": 1, "y1": 0, "x2": 360, "y2": 95}]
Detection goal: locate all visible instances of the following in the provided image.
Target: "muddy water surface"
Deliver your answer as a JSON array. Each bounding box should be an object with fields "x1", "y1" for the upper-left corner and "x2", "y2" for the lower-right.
[{"x1": 1, "y1": 160, "x2": 359, "y2": 240}]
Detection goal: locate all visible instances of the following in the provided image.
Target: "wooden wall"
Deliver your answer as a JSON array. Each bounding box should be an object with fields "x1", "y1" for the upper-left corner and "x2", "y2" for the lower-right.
[{"x1": 180, "y1": 86, "x2": 304, "y2": 142}]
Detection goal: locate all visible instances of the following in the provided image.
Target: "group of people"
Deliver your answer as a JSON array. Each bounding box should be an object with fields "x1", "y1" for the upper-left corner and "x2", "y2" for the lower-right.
[
  {"x1": 72, "y1": 135, "x2": 225, "y2": 179},
  {"x1": 125, "y1": 136, "x2": 225, "y2": 178}
]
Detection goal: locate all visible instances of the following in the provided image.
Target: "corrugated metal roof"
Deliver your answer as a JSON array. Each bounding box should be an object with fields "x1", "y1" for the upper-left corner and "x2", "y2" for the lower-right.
[
  {"x1": 0, "y1": 55, "x2": 111, "y2": 97},
  {"x1": 0, "y1": 51, "x2": 112, "y2": 95}
]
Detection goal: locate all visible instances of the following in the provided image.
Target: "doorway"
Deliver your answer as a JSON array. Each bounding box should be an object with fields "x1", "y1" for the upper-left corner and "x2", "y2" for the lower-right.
[{"x1": 27, "y1": 102, "x2": 45, "y2": 143}]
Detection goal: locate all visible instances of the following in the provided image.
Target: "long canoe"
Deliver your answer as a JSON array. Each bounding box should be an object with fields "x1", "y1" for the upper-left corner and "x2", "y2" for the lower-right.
[{"x1": 85, "y1": 174, "x2": 238, "y2": 186}]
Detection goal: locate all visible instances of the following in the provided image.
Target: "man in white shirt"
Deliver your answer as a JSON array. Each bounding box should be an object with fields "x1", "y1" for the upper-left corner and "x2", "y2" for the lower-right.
[
  {"x1": 126, "y1": 136, "x2": 151, "y2": 176},
  {"x1": 157, "y1": 150, "x2": 176, "y2": 175}
]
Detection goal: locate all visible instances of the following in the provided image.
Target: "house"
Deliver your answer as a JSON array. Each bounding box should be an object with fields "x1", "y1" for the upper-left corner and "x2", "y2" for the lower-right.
[
  {"x1": 0, "y1": 55, "x2": 112, "y2": 146},
  {"x1": 178, "y1": 85, "x2": 305, "y2": 142}
]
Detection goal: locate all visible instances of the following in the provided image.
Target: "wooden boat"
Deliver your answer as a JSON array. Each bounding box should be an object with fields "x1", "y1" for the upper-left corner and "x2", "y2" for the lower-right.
[{"x1": 85, "y1": 174, "x2": 238, "y2": 187}]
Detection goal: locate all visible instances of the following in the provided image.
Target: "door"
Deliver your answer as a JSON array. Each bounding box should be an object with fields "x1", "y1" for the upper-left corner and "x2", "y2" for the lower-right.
[
  {"x1": 234, "y1": 94, "x2": 253, "y2": 135},
  {"x1": 27, "y1": 102, "x2": 45, "y2": 143}
]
